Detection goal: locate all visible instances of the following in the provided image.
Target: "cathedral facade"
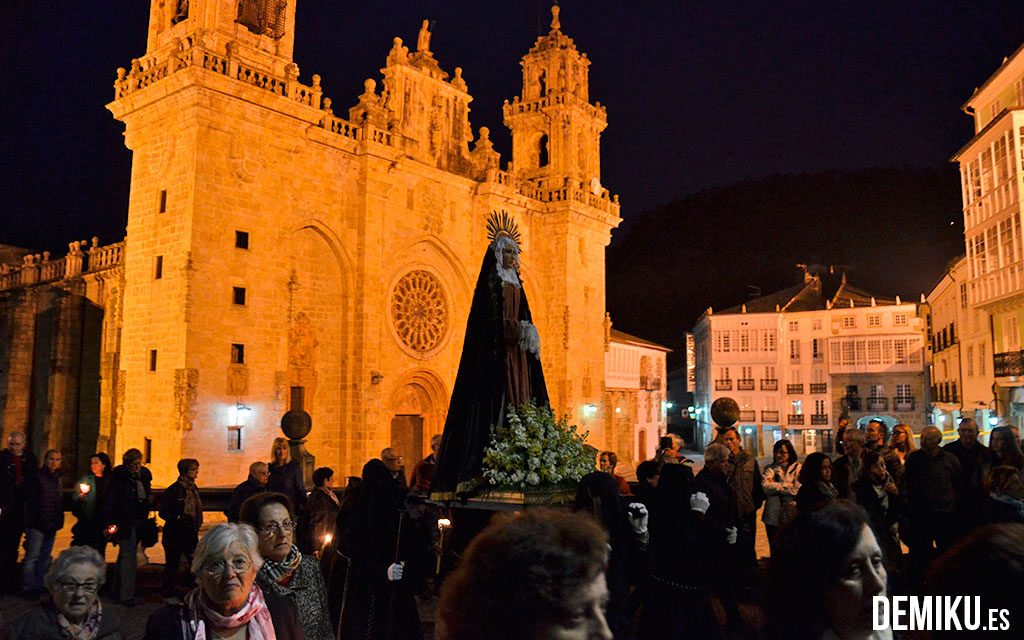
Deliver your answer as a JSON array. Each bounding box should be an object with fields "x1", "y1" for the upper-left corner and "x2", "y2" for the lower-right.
[{"x1": 0, "y1": 1, "x2": 620, "y2": 486}]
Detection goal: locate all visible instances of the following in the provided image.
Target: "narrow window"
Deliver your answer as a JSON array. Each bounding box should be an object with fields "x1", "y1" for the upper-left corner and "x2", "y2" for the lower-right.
[
  {"x1": 231, "y1": 343, "x2": 245, "y2": 365},
  {"x1": 159, "y1": 190, "x2": 167, "y2": 213},
  {"x1": 154, "y1": 255, "x2": 163, "y2": 280},
  {"x1": 149, "y1": 349, "x2": 158, "y2": 372},
  {"x1": 228, "y1": 426, "x2": 243, "y2": 451},
  {"x1": 144, "y1": 437, "x2": 153, "y2": 464},
  {"x1": 235, "y1": 230, "x2": 250, "y2": 250},
  {"x1": 232, "y1": 287, "x2": 247, "y2": 305},
  {"x1": 538, "y1": 134, "x2": 549, "y2": 167}
]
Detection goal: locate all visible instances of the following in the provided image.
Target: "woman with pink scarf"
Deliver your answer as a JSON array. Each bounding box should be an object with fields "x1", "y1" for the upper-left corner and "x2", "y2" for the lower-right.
[{"x1": 143, "y1": 523, "x2": 303, "y2": 640}]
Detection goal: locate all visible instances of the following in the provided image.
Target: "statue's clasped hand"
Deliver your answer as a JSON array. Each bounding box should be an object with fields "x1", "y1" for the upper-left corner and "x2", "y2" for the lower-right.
[{"x1": 517, "y1": 321, "x2": 541, "y2": 357}]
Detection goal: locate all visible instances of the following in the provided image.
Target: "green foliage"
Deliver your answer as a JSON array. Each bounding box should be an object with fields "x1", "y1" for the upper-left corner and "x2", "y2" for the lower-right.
[{"x1": 482, "y1": 401, "x2": 594, "y2": 488}]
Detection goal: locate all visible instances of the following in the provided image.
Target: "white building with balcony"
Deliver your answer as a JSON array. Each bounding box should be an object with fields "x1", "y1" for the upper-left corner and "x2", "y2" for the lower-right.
[
  {"x1": 954, "y1": 44, "x2": 1024, "y2": 428},
  {"x1": 925, "y1": 256, "x2": 995, "y2": 434},
  {"x1": 693, "y1": 268, "x2": 928, "y2": 456},
  {"x1": 603, "y1": 322, "x2": 671, "y2": 466}
]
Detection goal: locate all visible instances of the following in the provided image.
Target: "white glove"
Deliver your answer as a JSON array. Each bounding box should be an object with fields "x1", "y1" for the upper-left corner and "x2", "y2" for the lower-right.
[
  {"x1": 689, "y1": 491, "x2": 710, "y2": 515},
  {"x1": 387, "y1": 561, "x2": 405, "y2": 582},
  {"x1": 626, "y1": 503, "x2": 649, "y2": 534},
  {"x1": 725, "y1": 526, "x2": 738, "y2": 545}
]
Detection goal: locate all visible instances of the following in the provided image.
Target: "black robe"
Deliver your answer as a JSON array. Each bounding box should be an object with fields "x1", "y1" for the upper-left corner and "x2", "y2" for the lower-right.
[{"x1": 432, "y1": 247, "x2": 549, "y2": 498}]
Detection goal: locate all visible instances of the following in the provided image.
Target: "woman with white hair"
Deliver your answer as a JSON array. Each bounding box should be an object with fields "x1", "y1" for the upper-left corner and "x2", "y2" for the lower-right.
[
  {"x1": 4, "y1": 546, "x2": 124, "y2": 639},
  {"x1": 143, "y1": 523, "x2": 303, "y2": 640}
]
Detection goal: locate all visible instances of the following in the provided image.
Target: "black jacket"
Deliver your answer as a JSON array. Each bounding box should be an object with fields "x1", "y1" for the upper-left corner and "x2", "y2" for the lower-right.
[
  {"x1": 4, "y1": 601, "x2": 125, "y2": 640},
  {"x1": 226, "y1": 477, "x2": 268, "y2": 522},
  {"x1": 269, "y1": 460, "x2": 308, "y2": 511},
  {"x1": 0, "y1": 448, "x2": 38, "y2": 522},
  {"x1": 158, "y1": 480, "x2": 203, "y2": 552},
  {"x1": 25, "y1": 467, "x2": 63, "y2": 534},
  {"x1": 143, "y1": 592, "x2": 304, "y2": 640},
  {"x1": 103, "y1": 464, "x2": 153, "y2": 538}
]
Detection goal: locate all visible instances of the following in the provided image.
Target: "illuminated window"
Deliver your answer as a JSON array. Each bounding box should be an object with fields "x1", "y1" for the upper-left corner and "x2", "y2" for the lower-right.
[
  {"x1": 228, "y1": 426, "x2": 243, "y2": 451},
  {"x1": 232, "y1": 287, "x2": 247, "y2": 306},
  {"x1": 231, "y1": 343, "x2": 245, "y2": 365}
]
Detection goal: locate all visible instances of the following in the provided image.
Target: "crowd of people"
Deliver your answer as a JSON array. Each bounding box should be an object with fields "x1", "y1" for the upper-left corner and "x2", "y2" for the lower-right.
[{"x1": 2, "y1": 417, "x2": 1024, "y2": 638}]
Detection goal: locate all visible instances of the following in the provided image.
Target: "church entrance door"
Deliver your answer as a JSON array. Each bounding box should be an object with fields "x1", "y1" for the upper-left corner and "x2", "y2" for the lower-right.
[{"x1": 390, "y1": 414, "x2": 423, "y2": 470}]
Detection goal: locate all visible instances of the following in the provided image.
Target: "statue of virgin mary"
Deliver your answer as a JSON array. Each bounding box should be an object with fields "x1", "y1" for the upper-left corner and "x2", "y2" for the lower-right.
[{"x1": 432, "y1": 212, "x2": 549, "y2": 498}]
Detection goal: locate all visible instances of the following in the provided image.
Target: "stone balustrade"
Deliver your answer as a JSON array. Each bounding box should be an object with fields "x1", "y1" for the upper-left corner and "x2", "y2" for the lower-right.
[
  {"x1": 481, "y1": 169, "x2": 619, "y2": 216},
  {"x1": 0, "y1": 240, "x2": 124, "y2": 293},
  {"x1": 115, "y1": 42, "x2": 322, "y2": 110},
  {"x1": 502, "y1": 91, "x2": 607, "y2": 122}
]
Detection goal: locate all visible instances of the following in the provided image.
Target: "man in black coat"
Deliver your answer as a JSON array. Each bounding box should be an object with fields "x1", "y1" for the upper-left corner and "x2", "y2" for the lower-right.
[
  {"x1": 226, "y1": 461, "x2": 269, "y2": 522},
  {"x1": 904, "y1": 426, "x2": 963, "y2": 591},
  {"x1": 943, "y1": 417, "x2": 992, "y2": 537},
  {"x1": 22, "y1": 449, "x2": 62, "y2": 594},
  {"x1": 0, "y1": 431, "x2": 37, "y2": 593},
  {"x1": 159, "y1": 458, "x2": 203, "y2": 603},
  {"x1": 103, "y1": 448, "x2": 153, "y2": 606}
]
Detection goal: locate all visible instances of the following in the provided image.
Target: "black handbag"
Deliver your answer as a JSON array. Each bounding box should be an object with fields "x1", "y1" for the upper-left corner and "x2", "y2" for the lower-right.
[{"x1": 139, "y1": 515, "x2": 160, "y2": 548}]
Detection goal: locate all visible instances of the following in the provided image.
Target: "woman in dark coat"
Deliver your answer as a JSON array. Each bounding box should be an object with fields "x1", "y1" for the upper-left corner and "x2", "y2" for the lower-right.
[
  {"x1": 71, "y1": 452, "x2": 111, "y2": 554},
  {"x1": 268, "y1": 438, "x2": 308, "y2": 513},
  {"x1": 852, "y1": 449, "x2": 905, "y2": 588},
  {"x1": 795, "y1": 452, "x2": 838, "y2": 513},
  {"x1": 338, "y1": 459, "x2": 420, "y2": 640}
]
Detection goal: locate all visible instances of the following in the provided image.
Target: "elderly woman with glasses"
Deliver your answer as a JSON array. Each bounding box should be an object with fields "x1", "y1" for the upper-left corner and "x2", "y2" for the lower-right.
[
  {"x1": 239, "y1": 492, "x2": 332, "y2": 640},
  {"x1": 143, "y1": 523, "x2": 302, "y2": 640},
  {"x1": 5, "y1": 546, "x2": 124, "y2": 640}
]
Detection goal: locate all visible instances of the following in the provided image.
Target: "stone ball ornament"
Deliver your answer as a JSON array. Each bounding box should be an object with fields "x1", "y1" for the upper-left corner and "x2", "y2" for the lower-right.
[
  {"x1": 281, "y1": 407, "x2": 312, "y2": 440},
  {"x1": 710, "y1": 397, "x2": 740, "y2": 428}
]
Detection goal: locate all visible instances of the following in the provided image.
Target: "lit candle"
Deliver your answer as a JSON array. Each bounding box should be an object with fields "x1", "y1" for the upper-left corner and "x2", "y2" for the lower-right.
[
  {"x1": 324, "y1": 533, "x2": 333, "y2": 544},
  {"x1": 79, "y1": 483, "x2": 91, "y2": 494}
]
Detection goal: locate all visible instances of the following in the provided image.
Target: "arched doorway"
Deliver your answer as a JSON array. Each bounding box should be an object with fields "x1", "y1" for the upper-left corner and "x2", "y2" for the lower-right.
[{"x1": 388, "y1": 370, "x2": 448, "y2": 465}]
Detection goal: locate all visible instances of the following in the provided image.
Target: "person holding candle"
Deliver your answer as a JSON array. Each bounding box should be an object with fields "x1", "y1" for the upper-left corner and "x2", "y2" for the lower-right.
[{"x1": 71, "y1": 452, "x2": 112, "y2": 555}]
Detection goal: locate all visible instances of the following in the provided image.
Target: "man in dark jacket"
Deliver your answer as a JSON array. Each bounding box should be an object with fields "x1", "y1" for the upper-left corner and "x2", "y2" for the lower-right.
[
  {"x1": 865, "y1": 419, "x2": 904, "y2": 485},
  {"x1": 22, "y1": 449, "x2": 63, "y2": 594},
  {"x1": 831, "y1": 427, "x2": 866, "y2": 500},
  {"x1": 159, "y1": 458, "x2": 203, "y2": 603},
  {"x1": 103, "y1": 448, "x2": 153, "y2": 606},
  {"x1": 944, "y1": 417, "x2": 992, "y2": 537},
  {"x1": 719, "y1": 425, "x2": 764, "y2": 599},
  {"x1": 904, "y1": 426, "x2": 963, "y2": 591},
  {"x1": 0, "y1": 430, "x2": 37, "y2": 593},
  {"x1": 226, "y1": 461, "x2": 269, "y2": 522}
]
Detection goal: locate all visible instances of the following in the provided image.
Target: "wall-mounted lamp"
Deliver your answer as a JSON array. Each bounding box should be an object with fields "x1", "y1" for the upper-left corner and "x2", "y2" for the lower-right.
[
  {"x1": 582, "y1": 403, "x2": 598, "y2": 418},
  {"x1": 236, "y1": 402, "x2": 252, "y2": 411},
  {"x1": 370, "y1": 371, "x2": 384, "y2": 385}
]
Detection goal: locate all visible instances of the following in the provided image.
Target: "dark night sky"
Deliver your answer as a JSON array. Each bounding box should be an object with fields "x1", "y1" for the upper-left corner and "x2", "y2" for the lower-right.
[{"x1": 1, "y1": 1, "x2": 1023, "y2": 254}]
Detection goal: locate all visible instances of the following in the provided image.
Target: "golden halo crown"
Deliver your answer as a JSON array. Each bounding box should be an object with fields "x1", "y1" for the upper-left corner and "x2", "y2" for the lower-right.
[{"x1": 486, "y1": 210, "x2": 522, "y2": 249}]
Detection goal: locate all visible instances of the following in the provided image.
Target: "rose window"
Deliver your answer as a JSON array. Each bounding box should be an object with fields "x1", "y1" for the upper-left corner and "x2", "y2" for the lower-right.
[{"x1": 391, "y1": 270, "x2": 449, "y2": 352}]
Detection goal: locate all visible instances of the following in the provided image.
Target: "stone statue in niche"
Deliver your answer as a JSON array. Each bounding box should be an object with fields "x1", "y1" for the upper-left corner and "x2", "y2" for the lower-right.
[{"x1": 288, "y1": 311, "x2": 318, "y2": 390}]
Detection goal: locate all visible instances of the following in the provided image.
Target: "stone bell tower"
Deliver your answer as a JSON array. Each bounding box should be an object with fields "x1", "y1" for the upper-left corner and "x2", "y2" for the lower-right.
[
  {"x1": 503, "y1": 5, "x2": 606, "y2": 186},
  {"x1": 146, "y1": 0, "x2": 298, "y2": 72}
]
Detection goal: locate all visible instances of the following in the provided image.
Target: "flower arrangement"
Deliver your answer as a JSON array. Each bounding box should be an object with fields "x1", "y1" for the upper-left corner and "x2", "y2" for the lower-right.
[{"x1": 481, "y1": 401, "x2": 595, "y2": 489}]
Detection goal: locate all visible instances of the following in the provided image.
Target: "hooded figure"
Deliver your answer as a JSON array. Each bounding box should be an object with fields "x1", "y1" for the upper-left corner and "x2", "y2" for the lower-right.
[{"x1": 432, "y1": 212, "x2": 549, "y2": 498}]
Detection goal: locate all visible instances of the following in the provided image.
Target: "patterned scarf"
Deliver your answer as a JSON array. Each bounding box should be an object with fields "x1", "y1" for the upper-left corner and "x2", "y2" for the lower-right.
[
  {"x1": 56, "y1": 600, "x2": 103, "y2": 640},
  {"x1": 177, "y1": 476, "x2": 203, "y2": 528},
  {"x1": 186, "y1": 582, "x2": 276, "y2": 640},
  {"x1": 259, "y1": 544, "x2": 302, "y2": 585}
]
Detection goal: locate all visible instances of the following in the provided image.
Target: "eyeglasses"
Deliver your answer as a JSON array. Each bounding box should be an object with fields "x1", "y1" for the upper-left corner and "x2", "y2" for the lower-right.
[
  {"x1": 58, "y1": 581, "x2": 99, "y2": 594},
  {"x1": 203, "y1": 557, "x2": 251, "y2": 576},
  {"x1": 258, "y1": 520, "x2": 296, "y2": 537}
]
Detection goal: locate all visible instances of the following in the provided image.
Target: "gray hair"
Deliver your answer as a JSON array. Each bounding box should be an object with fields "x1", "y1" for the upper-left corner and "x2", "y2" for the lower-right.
[
  {"x1": 704, "y1": 443, "x2": 729, "y2": 464},
  {"x1": 249, "y1": 461, "x2": 268, "y2": 476},
  {"x1": 843, "y1": 428, "x2": 866, "y2": 445},
  {"x1": 191, "y1": 523, "x2": 263, "y2": 576},
  {"x1": 44, "y1": 546, "x2": 105, "y2": 591}
]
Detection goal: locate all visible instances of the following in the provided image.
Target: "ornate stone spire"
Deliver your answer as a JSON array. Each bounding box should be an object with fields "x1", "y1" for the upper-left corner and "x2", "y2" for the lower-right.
[{"x1": 550, "y1": 4, "x2": 561, "y2": 31}]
